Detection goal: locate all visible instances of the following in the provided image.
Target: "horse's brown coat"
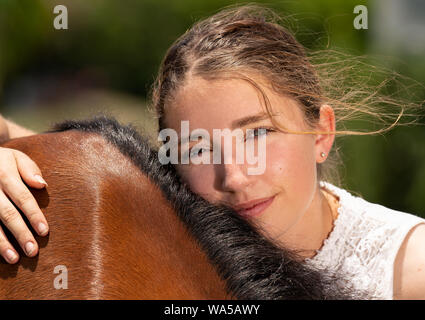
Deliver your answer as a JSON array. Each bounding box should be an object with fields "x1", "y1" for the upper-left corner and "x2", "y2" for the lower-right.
[{"x1": 0, "y1": 131, "x2": 230, "y2": 299}]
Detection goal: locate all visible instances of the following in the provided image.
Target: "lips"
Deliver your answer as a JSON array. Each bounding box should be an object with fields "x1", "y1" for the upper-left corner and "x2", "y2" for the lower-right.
[{"x1": 233, "y1": 196, "x2": 275, "y2": 218}]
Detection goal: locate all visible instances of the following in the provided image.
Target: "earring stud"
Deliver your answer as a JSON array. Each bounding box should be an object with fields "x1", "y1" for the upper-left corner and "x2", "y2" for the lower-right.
[{"x1": 320, "y1": 152, "x2": 326, "y2": 157}]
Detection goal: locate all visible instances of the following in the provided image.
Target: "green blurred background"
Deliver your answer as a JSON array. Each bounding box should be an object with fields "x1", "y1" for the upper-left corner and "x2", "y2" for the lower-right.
[{"x1": 0, "y1": 0, "x2": 424, "y2": 216}]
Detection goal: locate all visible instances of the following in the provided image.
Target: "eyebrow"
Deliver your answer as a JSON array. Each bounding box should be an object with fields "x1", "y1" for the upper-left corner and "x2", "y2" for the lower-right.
[
  {"x1": 231, "y1": 112, "x2": 273, "y2": 129},
  {"x1": 177, "y1": 112, "x2": 276, "y2": 145}
]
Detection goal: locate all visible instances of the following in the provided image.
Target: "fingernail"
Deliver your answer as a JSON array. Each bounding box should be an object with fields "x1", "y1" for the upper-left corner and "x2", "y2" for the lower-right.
[
  {"x1": 38, "y1": 222, "x2": 48, "y2": 235},
  {"x1": 25, "y1": 242, "x2": 35, "y2": 255},
  {"x1": 34, "y1": 175, "x2": 48, "y2": 186},
  {"x1": 5, "y1": 249, "x2": 17, "y2": 263}
]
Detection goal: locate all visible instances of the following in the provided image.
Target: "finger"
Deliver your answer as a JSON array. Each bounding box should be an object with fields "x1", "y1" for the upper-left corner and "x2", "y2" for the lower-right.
[
  {"x1": 0, "y1": 225, "x2": 19, "y2": 264},
  {"x1": 1, "y1": 177, "x2": 49, "y2": 237},
  {"x1": 13, "y1": 150, "x2": 48, "y2": 189},
  {"x1": 0, "y1": 191, "x2": 39, "y2": 257}
]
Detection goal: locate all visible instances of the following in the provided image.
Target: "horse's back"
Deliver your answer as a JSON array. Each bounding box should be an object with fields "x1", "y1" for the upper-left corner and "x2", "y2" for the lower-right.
[{"x1": 0, "y1": 130, "x2": 229, "y2": 299}]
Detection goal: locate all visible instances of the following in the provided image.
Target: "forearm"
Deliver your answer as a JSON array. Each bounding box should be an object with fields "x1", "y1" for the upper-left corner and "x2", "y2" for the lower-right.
[{"x1": 0, "y1": 114, "x2": 36, "y2": 141}]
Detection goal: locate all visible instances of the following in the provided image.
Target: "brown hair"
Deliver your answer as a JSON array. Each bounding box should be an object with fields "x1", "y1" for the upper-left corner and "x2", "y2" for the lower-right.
[{"x1": 149, "y1": 3, "x2": 424, "y2": 187}]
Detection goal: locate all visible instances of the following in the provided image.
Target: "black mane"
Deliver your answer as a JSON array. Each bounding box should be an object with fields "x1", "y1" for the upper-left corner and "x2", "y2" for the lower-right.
[{"x1": 48, "y1": 114, "x2": 364, "y2": 300}]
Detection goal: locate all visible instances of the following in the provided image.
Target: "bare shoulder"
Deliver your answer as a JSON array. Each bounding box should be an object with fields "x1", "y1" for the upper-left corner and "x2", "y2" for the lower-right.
[{"x1": 393, "y1": 223, "x2": 425, "y2": 300}]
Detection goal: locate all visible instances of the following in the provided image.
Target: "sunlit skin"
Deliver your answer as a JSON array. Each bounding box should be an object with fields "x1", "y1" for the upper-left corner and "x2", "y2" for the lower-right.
[{"x1": 163, "y1": 75, "x2": 339, "y2": 259}]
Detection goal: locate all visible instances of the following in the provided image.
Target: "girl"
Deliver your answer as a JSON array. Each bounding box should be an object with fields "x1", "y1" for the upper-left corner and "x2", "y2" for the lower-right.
[{"x1": 0, "y1": 4, "x2": 424, "y2": 300}]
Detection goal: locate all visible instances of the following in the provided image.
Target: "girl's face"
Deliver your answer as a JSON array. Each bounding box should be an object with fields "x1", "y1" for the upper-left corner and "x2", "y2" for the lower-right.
[{"x1": 163, "y1": 76, "x2": 335, "y2": 245}]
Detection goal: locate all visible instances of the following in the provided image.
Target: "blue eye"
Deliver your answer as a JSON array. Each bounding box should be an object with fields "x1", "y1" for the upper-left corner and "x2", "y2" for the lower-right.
[
  {"x1": 245, "y1": 127, "x2": 275, "y2": 141},
  {"x1": 189, "y1": 146, "x2": 210, "y2": 158}
]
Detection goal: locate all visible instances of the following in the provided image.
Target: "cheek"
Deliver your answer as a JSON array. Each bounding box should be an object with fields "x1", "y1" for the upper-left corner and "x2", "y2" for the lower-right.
[
  {"x1": 261, "y1": 136, "x2": 318, "y2": 232},
  {"x1": 175, "y1": 164, "x2": 216, "y2": 200},
  {"x1": 265, "y1": 136, "x2": 317, "y2": 189}
]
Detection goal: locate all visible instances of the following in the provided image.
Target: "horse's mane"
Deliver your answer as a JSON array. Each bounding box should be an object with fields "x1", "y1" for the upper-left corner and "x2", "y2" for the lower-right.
[{"x1": 48, "y1": 114, "x2": 365, "y2": 300}]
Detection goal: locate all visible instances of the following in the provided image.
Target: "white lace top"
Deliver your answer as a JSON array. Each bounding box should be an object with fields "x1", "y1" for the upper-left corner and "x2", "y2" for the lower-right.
[{"x1": 304, "y1": 181, "x2": 425, "y2": 300}]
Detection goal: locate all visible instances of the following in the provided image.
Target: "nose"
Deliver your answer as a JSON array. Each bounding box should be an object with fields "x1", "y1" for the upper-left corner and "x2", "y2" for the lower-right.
[
  {"x1": 214, "y1": 133, "x2": 252, "y2": 192},
  {"x1": 220, "y1": 162, "x2": 251, "y2": 192}
]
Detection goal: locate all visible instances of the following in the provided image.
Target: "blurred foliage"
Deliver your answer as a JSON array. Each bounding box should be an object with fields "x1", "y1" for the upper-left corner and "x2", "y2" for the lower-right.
[
  {"x1": 0, "y1": 0, "x2": 424, "y2": 216},
  {"x1": 0, "y1": 0, "x2": 372, "y2": 97}
]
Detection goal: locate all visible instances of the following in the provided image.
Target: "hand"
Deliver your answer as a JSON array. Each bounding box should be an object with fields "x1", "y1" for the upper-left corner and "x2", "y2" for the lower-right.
[{"x1": 0, "y1": 147, "x2": 49, "y2": 264}]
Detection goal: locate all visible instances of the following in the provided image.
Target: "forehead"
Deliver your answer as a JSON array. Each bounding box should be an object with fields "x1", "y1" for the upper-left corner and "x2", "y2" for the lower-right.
[{"x1": 164, "y1": 76, "x2": 304, "y2": 131}]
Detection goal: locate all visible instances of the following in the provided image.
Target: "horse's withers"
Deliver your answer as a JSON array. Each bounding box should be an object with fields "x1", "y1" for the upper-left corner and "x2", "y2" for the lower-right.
[{"x1": 0, "y1": 130, "x2": 230, "y2": 299}]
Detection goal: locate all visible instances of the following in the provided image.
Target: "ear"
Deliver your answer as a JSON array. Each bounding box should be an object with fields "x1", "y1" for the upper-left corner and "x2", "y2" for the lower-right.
[{"x1": 315, "y1": 104, "x2": 335, "y2": 163}]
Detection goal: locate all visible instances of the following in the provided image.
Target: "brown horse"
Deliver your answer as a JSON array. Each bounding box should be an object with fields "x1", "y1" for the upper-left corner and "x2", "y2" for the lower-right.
[{"x1": 0, "y1": 116, "x2": 357, "y2": 300}]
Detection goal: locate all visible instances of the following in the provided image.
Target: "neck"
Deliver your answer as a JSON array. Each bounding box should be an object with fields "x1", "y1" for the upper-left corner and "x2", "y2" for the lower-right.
[{"x1": 275, "y1": 184, "x2": 338, "y2": 260}]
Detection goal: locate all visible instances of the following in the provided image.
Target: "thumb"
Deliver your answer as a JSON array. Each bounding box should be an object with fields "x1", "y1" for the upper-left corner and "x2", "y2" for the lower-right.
[{"x1": 13, "y1": 150, "x2": 48, "y2": 188}]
